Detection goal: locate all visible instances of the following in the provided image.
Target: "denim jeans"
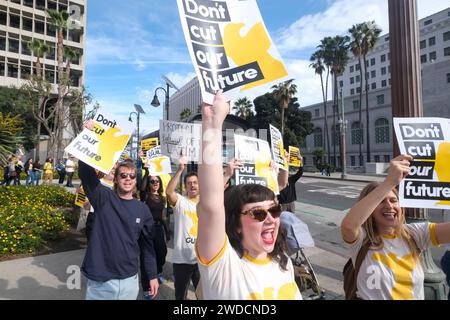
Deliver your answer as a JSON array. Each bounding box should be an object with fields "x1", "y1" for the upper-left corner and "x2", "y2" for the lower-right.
[
  {"x1": 85, "y1": 274, "x2": 139, "y2": 300},
  {"x1": 25, "y1": 171, "x2": 33, "y2": 185},
  {"x1": 440, "y1": 250, "x2": 450, "y2": 300}
]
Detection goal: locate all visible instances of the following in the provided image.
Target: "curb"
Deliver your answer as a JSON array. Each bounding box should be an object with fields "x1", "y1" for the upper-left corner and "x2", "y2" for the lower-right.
[{"x1": 302, "y1": 173, "x2": 384, "y2": 184}]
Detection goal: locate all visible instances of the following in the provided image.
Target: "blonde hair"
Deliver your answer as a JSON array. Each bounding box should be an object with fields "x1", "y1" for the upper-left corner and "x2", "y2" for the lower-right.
[{"x1": 359, "y1": 182, "x2": 420, "y2": 260}]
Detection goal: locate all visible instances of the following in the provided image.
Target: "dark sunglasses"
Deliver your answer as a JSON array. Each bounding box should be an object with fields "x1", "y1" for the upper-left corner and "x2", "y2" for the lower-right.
[
  {"x1": 119, "y1": 173, "x2": 136, "y2": 180},
  {"x1": 241, "y1": 204, "x2": 282, "y2": 222},
  {"x1": 150, "y1": 179, "x2": 160, "y2": 184}
]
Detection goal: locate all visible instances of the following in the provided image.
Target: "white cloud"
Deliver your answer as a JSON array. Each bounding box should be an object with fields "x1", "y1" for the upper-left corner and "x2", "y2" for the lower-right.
[{"x1": 165, "y1": 71, "x2": 197, "y2": 89}]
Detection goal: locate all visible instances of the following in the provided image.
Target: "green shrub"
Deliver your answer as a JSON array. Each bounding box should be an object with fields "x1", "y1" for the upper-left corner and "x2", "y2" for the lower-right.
[{"x1": 0, "y1": 185, "x2": 76, "y2": 255}]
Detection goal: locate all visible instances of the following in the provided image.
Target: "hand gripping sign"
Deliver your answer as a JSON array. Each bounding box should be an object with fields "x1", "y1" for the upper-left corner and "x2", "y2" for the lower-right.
[
  {"x1": 65, "y1": 112, "x2": 134, "y2": 174},
  {"x1": 177, "y1": 0, "x2": 289, "y2": 104},
  {"x1": 289, "y1": 146, "x2": 302, "y2": 168},
  {"x1": 269, "y1": 124, "x2": 288, "y2": 171},
  {"x1": 393, "y1": 117, "x2": 450, "y2": 209}
]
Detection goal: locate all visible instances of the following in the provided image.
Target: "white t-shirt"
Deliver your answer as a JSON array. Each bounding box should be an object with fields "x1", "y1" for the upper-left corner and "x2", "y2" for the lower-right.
[
  {"x1": 196, "y1": 238, "x2": 302, "y2": 300},
  {"x1": 66, "y1": 159, "x2": 75, "y2": 173},
  {"x1": 347, "y1": 223, "x2": 440, "y2": 300},
  {"x1": 172, "y1": 194, "x2": 198, "y2": 264}
]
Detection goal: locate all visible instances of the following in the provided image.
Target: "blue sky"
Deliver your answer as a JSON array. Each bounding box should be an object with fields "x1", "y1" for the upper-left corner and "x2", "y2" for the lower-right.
[{"x1": 84, "y1": 0, "x2": 449, "y2": 135}]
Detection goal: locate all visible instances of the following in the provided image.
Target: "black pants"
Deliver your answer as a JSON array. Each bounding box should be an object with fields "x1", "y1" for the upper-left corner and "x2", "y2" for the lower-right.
[
  {"x1": 173, "y1": 263, "x2": 200, "y2": 300},
  {"x1": 58, "y1": 171, "x2": 66, "y2": 184},
  {"x1": 66, "y1": 172, "x2": 74, "y2": 187},
  {"x1": 140, "y1": 223, "x2": 168, "y2": 291}
]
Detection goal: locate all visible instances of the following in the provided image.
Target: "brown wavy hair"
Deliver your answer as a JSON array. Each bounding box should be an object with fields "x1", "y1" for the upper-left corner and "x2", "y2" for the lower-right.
[
  {"x1": 359, "y1": 182, "x2": 420, "y2": 260},
  {"x1": 224, "y1": 184, "x2": 289, "y2": 271}
]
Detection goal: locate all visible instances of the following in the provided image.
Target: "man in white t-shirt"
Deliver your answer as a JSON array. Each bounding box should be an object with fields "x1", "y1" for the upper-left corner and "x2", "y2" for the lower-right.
[
  {"x1": 65, "y1": 156, "x2": 76, "y2": 187},
  {"x1": 166, "y1": 157, "x2": 200, "y2": 300}
]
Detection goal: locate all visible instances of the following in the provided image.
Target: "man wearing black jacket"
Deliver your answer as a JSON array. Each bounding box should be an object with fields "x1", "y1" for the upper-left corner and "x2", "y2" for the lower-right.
[
  {"x1": 278, "y1": 156, "x2": 304, "y2": 213},
  {"x1": 78, "y1": 153, "x2": 159, "y2": 300}
]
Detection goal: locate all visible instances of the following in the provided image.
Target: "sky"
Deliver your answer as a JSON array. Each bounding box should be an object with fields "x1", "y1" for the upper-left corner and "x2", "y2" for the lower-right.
[{"x1": 84, "y1": 0, "x2": 450, "y2": 136}]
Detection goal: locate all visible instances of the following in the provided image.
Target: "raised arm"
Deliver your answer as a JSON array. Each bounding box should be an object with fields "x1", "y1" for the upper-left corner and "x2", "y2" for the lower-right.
[
  {"x1": 341, "y1": 155, "x2": 413, "y2": 243},
  {"x1": 435, "y1": 223, "x2": 450, "y2": 245},
  {"x1": 197, "y1": 91, "x2": 230, "y2": 263},
  {"x1": 165, "y1": 158, "x2": 186, "y2": 207},
  {"x1": 223, "y1": 158, "x2": 243, "y2": 188},
  {"x1": 277, "y1": 150, "x2": 289, "y2": 190}
]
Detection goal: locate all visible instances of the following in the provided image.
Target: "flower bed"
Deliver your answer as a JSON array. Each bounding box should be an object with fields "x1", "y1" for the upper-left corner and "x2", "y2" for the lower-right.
[{"x1": 0, "y1": 185, "x2": 76, "y2": 255}]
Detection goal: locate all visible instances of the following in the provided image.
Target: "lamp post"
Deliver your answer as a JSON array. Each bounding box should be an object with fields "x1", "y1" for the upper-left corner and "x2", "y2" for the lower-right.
[
  {"x1": 151, "y1": 86, "x2": 170, "y2": 120},
  {"x1": 128, "y1": 112, "x2": 138, "y2": 160},
  {"x1": 339, "y1": 88, "x2": 347, "y2": 180},
  {"x1": 388, "y1": 0, "x2": 447, "y2": 299}
]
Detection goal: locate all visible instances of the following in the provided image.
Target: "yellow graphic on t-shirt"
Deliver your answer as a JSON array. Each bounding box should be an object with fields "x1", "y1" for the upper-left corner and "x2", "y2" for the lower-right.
[
  {"x1": 255, "y1": 153, "x2": 278, "y2": 194},
  {"x1": 434, "y1": 142, "x2": 450, "y2": 205},
  {"x1": 248, "y1": 283, "x2": 298, "y2": 300},
  {"x1": 184, "y1": 210, "x2": 198, "y2": 237},
  {"x1": 223, "y1": 22, "x2": 288, "y2": 91},
  {"x1": 372, "y1": 253, "x2": 416, "y2": 300},
  {"x1": 94, "y1": 124, "x2": 130, "y2": 170}
]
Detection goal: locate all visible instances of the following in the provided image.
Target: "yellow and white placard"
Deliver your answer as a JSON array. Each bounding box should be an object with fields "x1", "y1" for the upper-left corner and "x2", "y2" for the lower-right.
[
  {"x1": 146, "y1": 146, "x2": 172, "y2": 176},
  {"x1": 141, "y1": 138, "x2": 159, "y2": 154},
  {"x1": 394, "y1": 117, "x2": 450, "y2": 209},
  {"x1": 269, "y1": 124, "x2": 288, "y2": 171},
  {"x1": 160, "y1": 120, "x2": 202, "y2": 162},
  {"x1": 65, "y1": 111, "x2": 134, "y2": 174},
  {"x1": 75, "y1": 187, "x2": 87, "y2": 208},
  {"x1": 177, "y1": 0, "x2": 289, "y2": 104},
  {"x1": 234, "y1": 134, "x2": 279, "y2": 195},
  {"x1": 289, "y1": 146, "x2": 302, "y2": 168}
]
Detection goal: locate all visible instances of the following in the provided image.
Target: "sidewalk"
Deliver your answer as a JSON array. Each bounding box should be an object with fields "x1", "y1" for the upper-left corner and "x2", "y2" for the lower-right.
[
  {"x1": 302, "y1": 171, "x2": 385, "y2": 183},
  {"x1": 0, "y1": 244, "x2": 345, "y2": 300}
]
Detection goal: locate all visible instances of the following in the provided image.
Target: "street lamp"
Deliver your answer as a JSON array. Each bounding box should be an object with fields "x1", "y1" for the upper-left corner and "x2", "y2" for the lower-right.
[
  {"x1": 151, "y1": 76, "x2": 180, "y2": 121},
  {"x1": 339, "y1": 89, "x2": 347, "y2": 180},
  {"x1": 129, "y1": 104, "x2": 145, "y2": 159}
]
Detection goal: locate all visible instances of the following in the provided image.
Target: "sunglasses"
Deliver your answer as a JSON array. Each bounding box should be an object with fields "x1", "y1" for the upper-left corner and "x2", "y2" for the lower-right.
[
  {"x1": 119, "y1": 173, "x2": 136, "y2": 180},
  {"x1": 241, "y1": 204, "x2": 282, "y2": 222},
  {"x1": 150, "y1": 179, "x2": 160, "y2": 184}
]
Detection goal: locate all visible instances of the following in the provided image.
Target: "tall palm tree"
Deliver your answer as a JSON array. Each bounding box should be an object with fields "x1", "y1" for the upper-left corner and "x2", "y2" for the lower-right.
[
  {"x1": 46, "y1": 8, "x2": 70, "y2": 159},
  {"x1": 310, "y1": 49, "x2": 331, "y2": 163},
  {"x1": 28, "y1": 39, "x2": 49, "y2": 79},
  {"x1": 63, "y1": 47, "x2": 80, "y2": 83},
  {"x1": 349, "y1": 23, "x2": 365, "y2": 166},
  {"x1": 271, "y1": 79, "x2": 298, "y2": 134},
  {"x1": 361, "y1": 21, "x2": 382, "y2": 163},
  {"x1": 232, "y1": 97, "x2": 254, "y2": 120},
  {"x1": 180, "y1": 108, "x2": 192, "y2": 122}
]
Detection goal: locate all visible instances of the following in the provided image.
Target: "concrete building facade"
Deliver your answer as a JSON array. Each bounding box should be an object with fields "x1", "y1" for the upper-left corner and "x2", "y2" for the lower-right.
[
  {"x1": 300, "y1": 7, "x2": 450, "y2": 172},
  {"x1": 167, "y1": 76, "x2": 202, "y2": 122}
]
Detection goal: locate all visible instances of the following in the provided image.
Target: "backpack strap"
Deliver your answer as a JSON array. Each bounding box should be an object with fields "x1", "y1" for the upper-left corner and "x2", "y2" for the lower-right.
[{"x1": 350, "y1": 239, "x2": 371, "y2": 299}]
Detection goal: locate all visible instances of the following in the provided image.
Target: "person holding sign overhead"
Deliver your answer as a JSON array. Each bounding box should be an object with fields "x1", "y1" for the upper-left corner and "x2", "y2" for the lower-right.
[
  {"x1": 78, "y1": 120, "x2": 159, "y2": 300},
  {"x1": 196, "y1": 91, "x2": 301, "y2": 300},
  {"x1": 166, "y1": 157, "x2": 201, "y2": 300},
  {"x1": 341, "y1": 155, "x2": 450, "y2": 300},
  {"x1": 278, "y1": 153, "x2": 304, "y2": 213}
]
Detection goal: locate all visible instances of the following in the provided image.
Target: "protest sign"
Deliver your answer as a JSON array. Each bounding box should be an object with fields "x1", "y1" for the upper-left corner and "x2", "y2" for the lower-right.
[
  {"x1": 234, "y1": 134, "x2": 279, "y2": 195},
  {"x1": 177, "y1": 0, "x2": 289, "y2": 104},
  {"x1": 75, "y1": 187, "x2": 87, "y2": 208},
  {"x1": 289, "y1": 146, "x2": 302, "y2": 167},
  {"x1": 65, "y1": 112, "x2": 134, "y2": 174},
  {"x1": 145, "y1": 146, "x2": 172, "y2": 176},
  {"x1": 393, "y1": 117, "x2": 450, "y2": 209},
  {"x1": 160, "y1": 120, "x2": 202, "y2": 162},
  {"x1": 269, "y1": 124, "x2": 288, "y2": 171},
  {"x1": 141, "y1": 138, "x2": 159, "y2": 154}
]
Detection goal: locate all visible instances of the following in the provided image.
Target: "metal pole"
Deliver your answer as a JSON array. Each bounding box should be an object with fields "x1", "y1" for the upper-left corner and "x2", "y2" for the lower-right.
[
  {"x1": 165, "y1": 83, "x2": 170, "y2": 121},
  {"x1": 388, "y1": 0, "x2": 447, "y2": 300},
  {"x1": 137, "y1": 113, "x2": 140, "y2": 159},
  {"x1": 340, "y1": 89, "x2": 347, "y2": 180}
]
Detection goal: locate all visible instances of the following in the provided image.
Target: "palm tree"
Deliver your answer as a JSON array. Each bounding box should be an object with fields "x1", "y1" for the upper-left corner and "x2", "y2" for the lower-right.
[
  {"x1": 63, "y1": 47, "x2": 80, "y2": 83},
  {"x1": 271, "y1": 79, "x2": 298, "y2": 134},
  {"x1": 46, "y1": 8, "x2": 70, "y2": 160},
  {"x1": 232, "y1": 97, "x2": 254, "y2": 120},
  {"x1": 310, "y1": 49, "x2": 331, "y2": 163},
  {"x1": 180, "y1": 108, "x2": 192, "y2": 122},
  {"x1": 28, "y1": 39, "x2": 49, "y2": 79},
  {"x1": 349, "y1": 23, "x2": 365, "y2": 166},
  {"x1": 361, "y1": 21, "x2": 381, "y2": 163}
]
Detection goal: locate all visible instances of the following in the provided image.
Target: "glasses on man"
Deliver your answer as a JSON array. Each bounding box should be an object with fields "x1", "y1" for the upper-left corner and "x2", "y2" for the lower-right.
[
  {"x1": 150, "y1": 179, "x2": 160, "y2": 185},
  {"x1": 241, "y1": 204, "x2": 282, "y2": 222},
  {"x1": 119, "y1": 173, "x2": 136, "y2": 180}
]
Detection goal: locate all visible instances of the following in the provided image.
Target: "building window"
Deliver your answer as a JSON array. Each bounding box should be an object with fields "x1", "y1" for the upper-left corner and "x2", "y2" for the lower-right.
[
  {"x1": 445, "y1": 47, "x2": 450, "y2": 57},
  {"x1": 352, "y1": 100, "x2": 360, "y2": 110},
  {"x1": 48, "y1": 1, "x2": 57, "y2": 10},
  {"x1": 23, "y1": 0, "x2": 34, "y2": 8},
  {"x1": 429, "y1": 37, "x2": 436, "y2": 46},
  {"x1": 420, "y1": 40, "x2": 426, "y2": 49},
  {"x1": 7, "y1": 60, "x2": 19, "y2": 78},
  {"x1": 424, "y1": 19, "x2": 433, "y2": 26},
  {"x1": 315, "y1": 109, "x2": 320, "y2": 117},
  {"x1": 339, "y1": 80, "x2": 343, "y2": 88},
  {"x1": 0, "y1": 35, "x2": 5, "y2": 51},
  {"x1": 389, "y1": 78, "x2": 392, "y2": 85},
  {"x1": 384, "y1": 155, "x2": 390, "y2": 163},
  {"x1": 447, "y1": 73, "x2": 450, "y2": 84},
  {"x1": 356, "y1": 75, "x2": 360, "y2": 83},
  {"x1": 377, "y1": 94, "x2": 385, "y2": 105},
  {"x1": 374, "y1": 155, "x2": 380, "y2": 163},
  {"x1": 420, "y1": 54, "x2": 427, "y2": 63},
  {"x1": 351, "y1": 156, "x2": 356, "y2": 166},
  {"x1": 385, "y1": 36, "x2": 389, "y2": 42},
  {"x1": 36, "y1": 0, "x2": 46, "y2": 11},
  {"x1": 350, "y1": 77, "x2": 354, "y2": 84},
  {"x1": 371, "y1": 58, "x2": 376, "y2": 66},
  {"x1": 371, "y1": 82, "x2": 377, "y2": 90},
  {"x1": 382, "y1": 80, "x2": 387, "y2": 87},
  {"x1": 371, "y1": 70, "x2": 376, "y2": 78},
  {"x1": 9, "y1": 14, "x2": 21, "y2": 29},
  {"x1": 350, "y1": 88, "x2": 355, "y2": 95},
  {"x1": 35, "y1": 20, "x2": 45, "y2": 34},
  {"x1": 375, "y1": 118, "x2": 390, "y2": 144},
  {"x1": 0, "y1": 11, "x2": 6, "y2": 26},
  {"x1": 429, "y1": 51, "x2": 437, "y2": 61},
  {"x1": 350, "y1": 65, "x2": 354, "y2": 73},
  {"x1": 0, "y1": 59, "x2": 4, "y2": 76},
  {"x1": 332, "y1": 125, "x2": 340, "y2": 146},
  {"x1": 356, "y1": 87, "x2": 361, "y2": 94},
  {"x1": 381, "y1": 67, "x2": 387, "y2": 75},
  {"x1": 444, "y1": 31, "x2": 450, "y2": 42},
  {"x1": 388, "y1": 52, "x2": 391, "y2": 60},
  {"x1": 356, "y1": 64, "x2": 360, "y2": 71},
  {"x1": 365, "y1": 60, "x2": 369, "y2": 68},
  {"x1": 381, "y1": 54, "x2": 386, "y2": 63},
  {"x1": 8, "y1": 38, "x2": 19, "y2": 54},
  {"x1": 314, "y1": 128, "x2": 323, "y2": 148},
  {"x1": 351, "y1": 122, "x2": 363, "y2": 145}
]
